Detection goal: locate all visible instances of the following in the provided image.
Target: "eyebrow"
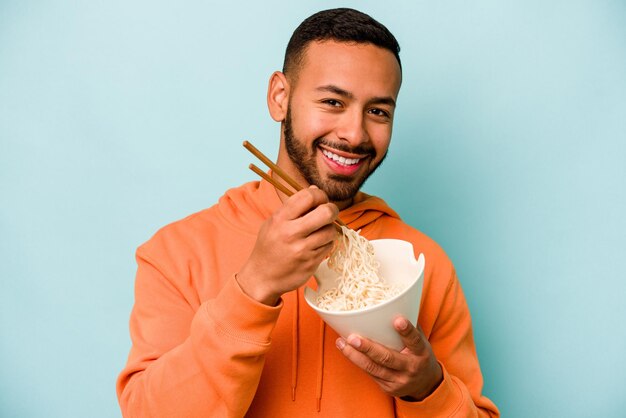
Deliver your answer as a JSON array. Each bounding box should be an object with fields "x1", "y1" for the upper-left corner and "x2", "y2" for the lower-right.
[{"x1": 315, "y1": 84, "x2": 396, "y2": 107}]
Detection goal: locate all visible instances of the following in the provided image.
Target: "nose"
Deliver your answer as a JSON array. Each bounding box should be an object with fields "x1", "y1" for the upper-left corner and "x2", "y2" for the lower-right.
[{"x1": 335, "y1": 108, "x2": 369, "y2": 148}]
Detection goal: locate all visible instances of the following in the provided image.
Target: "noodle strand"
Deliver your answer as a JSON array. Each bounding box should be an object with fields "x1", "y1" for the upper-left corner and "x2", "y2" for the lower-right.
[{"x1": 316, "y1": 227, "x2": 401, "y2": 311}]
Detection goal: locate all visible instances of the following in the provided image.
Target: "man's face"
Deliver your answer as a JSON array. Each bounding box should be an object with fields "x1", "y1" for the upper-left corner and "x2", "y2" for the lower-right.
[{"x1": 277, "y1": 40, "x2": 402, "y2": 205}]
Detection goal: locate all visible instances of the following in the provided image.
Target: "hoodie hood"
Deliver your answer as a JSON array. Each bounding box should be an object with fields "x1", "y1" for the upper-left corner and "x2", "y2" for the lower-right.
[
  {"x1": 216, "y1": 179, "x2": 283, "y2": 234},
  {"x1": 339, "y1": 191, "x2": 401, "y2": 231}
]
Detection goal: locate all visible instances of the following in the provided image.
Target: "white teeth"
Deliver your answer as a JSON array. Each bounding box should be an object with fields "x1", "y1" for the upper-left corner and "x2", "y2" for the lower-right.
[{"x1": 321, "y1": 149, "x2": 360, "y2": 166}]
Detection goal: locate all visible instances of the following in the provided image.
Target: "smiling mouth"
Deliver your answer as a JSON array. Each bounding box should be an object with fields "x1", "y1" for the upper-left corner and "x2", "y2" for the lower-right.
[{"x1": 320, "y1": 148, "x2": 363, "y2": 167}]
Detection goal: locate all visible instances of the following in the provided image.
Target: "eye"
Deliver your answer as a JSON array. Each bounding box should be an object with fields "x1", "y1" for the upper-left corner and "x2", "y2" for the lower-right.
[
  {"x1": 368, "y1": 108, "x2": 391, "y2": 118},
  {"x1": 322, "y1": 99, "x2": 342, "y2": 107}
]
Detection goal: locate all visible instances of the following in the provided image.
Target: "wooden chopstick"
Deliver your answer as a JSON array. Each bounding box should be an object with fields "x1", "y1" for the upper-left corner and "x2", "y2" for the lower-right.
[
  {"x1": 249, "y1": 164, "x2": 294, "y2": 197},
  {"x1": 244, "y1": 141, "x2": 349, "y2": 230},
  {"x1": 243, "y1": 140, "x2": 303, "y2": 193}
]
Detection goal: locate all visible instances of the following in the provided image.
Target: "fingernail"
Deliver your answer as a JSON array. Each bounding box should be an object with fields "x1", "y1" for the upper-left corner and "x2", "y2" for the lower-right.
[
  {"x1": 397, "y1": 317, "x2": 408, "y2": 331},
  {"x1": 336, "y1": 338, "x2": 345, "y2": 350},
  {"x1": 347, "y1": 336, "x2": 361, "y2": 348}
]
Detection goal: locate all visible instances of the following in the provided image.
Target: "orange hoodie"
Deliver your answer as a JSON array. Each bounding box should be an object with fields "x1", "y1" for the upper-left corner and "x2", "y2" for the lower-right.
[{"x1": 117, "y1": 179, "x2": 499, "y2": 417}]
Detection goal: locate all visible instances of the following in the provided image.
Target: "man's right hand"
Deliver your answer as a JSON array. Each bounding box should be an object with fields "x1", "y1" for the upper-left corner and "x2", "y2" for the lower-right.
[{"x1": 236, "y1": 185, "x2": 339, "y2": 306}]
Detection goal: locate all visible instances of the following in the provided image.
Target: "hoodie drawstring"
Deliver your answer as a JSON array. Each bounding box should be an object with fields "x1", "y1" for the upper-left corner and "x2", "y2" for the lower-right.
[
  {"x1": 291, "y1": 286, "x2": 326, "y2": 411},
  {"x1": 291, "y1": 288, "x2": 299, "y2": 401},
  {"x1": 316, "y1": 321, "x2": 326, "y2": 411}
]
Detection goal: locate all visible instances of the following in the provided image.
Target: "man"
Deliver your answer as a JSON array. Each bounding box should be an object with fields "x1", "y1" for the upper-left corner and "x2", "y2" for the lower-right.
[{"x1": 117, "y1": 8, "x2": 499, "y2": 417}]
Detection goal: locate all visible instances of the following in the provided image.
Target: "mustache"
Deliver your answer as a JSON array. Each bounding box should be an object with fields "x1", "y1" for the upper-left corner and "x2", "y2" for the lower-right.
[{"x1": 312, "y1": 138, "x2": 376, "y2": 158}]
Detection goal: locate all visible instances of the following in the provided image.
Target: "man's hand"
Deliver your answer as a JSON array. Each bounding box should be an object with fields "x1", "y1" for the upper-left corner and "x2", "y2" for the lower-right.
[
  {"x1": 336, "y1": 316, "x2": 443, "y2": 401},
  {"x1": 237, "y1": 185, "x2": 338, "y2": 306}
]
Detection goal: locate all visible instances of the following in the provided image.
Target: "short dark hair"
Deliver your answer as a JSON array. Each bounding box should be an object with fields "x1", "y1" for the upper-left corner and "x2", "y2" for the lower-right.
[{"x1": 282, "y1": 8, "x2": 401, "y2": 79}]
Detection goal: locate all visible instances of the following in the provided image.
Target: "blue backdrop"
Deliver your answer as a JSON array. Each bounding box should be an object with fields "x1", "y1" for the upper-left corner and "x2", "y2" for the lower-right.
[{"x1": 1, "y1": 1, "x2": 625, "y2": 417}]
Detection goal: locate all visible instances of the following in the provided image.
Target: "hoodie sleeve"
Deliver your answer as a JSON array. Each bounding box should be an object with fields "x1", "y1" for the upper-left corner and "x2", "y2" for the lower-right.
[
  {"x1": 394, "y1": 269, "x2": 500, "y2": 417},
  {"x1": 116, "y1": 248, "x2": 282, "y2": 418}
]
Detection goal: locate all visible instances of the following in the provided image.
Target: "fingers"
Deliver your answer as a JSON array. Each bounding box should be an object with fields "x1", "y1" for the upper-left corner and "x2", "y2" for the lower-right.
[
  {"x1": 280, "y1": 186, "x2": 332, "y2": 222},
  {"x1": 336, "y1": 319, "x2": 442, "y2": 400},
  {"x1": 336, "y1": 335, "x2": 405, "y2": 381},
  {"x1": 298, "y1": 202, "x2": 338, "y2": 232},
  {"x1": 334, "y1": 318, "x2": 426, "y2": 379},
  {"x1": 393, "y1": 316, "x2": 429, "y2": 356},
  {"x1": 308, "y1": 224, "x2": 338, "y2": 253},
  {"x1": 239, "y1": 185, "x2": 339, "y2": 302},
  {"x1": 277, "y1": 186, "x2": 339, "y2": 247}
]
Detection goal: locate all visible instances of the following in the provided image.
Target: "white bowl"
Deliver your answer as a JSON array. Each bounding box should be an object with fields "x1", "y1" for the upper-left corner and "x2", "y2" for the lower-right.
[{"x1": 304, "y1": 239, "x2": 425, "y2": 350}]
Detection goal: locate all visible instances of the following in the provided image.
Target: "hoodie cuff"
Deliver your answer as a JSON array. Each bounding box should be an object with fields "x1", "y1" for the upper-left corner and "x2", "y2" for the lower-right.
[
  {"x1": 204, "y1": 274, "x2": 283, "y2": 345},
  {"x1": 394, "y1": 362, "x2": 463, "y2": 416}
]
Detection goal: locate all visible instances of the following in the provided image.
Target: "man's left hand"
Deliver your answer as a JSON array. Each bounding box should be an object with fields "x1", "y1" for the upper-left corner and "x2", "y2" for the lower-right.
[{"x1": 335, "y1": 316, "x2": 443, "y2": 401}]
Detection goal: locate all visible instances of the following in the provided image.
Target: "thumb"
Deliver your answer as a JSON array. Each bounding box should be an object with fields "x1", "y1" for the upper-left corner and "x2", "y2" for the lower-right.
[{"x1": 394, "y1": 316, "x2": 426, "y2": 354}]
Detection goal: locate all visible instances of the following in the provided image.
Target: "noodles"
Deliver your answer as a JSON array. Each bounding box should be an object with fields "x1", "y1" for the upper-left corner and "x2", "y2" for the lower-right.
[{"x1": 316, "y1": 226, "x2": 402, "y2": 311}]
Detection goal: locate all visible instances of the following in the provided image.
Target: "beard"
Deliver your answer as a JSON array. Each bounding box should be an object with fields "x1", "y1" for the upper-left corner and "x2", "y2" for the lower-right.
[{"x1": 283, "y1": 107, "x2": 387, "y2": 202}]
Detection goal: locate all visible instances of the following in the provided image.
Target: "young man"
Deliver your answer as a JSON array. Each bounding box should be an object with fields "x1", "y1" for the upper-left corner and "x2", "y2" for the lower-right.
[{"x1": 117, "y1": 8, "x2": 499, "y2": 417}]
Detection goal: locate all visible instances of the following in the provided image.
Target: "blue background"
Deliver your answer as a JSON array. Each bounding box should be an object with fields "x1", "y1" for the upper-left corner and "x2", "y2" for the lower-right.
[{"x1": 1, "y1": 1, "x2": 625, "y2": 417}]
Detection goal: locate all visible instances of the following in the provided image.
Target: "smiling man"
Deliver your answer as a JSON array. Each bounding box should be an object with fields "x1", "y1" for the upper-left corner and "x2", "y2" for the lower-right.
[
  {"x1": 274, "y1": 39, "x2": 400, "y2": 207},
  {"x1": 117, "y1": 8, "x2": 499, "y2": 417}
]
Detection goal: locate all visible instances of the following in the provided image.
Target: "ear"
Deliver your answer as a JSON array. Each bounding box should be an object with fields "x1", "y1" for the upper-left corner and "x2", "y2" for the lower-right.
[{"x1": 267, "y1": 71, "x2": 290, "y2": 122}]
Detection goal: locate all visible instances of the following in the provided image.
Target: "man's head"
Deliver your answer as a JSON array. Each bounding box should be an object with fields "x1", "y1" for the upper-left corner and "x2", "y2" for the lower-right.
[
  {"x1": 282, "y1": 8, "x2": 401, "y2": 83},
  {"x1": 268, "y1": 9, "x2": 402, "y2": 208}
]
